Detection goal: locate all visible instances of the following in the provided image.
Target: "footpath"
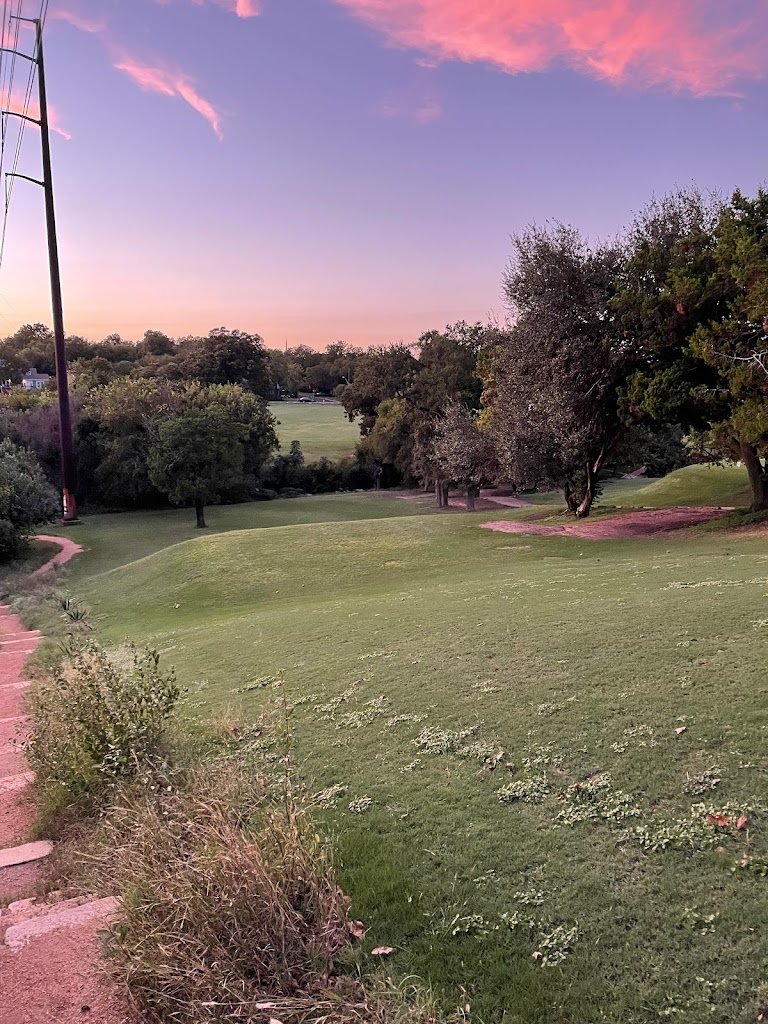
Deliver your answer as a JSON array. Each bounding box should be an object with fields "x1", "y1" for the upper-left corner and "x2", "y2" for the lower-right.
[{"x1": 0, "y1": 538, "x2": 127, "y2": 1024}]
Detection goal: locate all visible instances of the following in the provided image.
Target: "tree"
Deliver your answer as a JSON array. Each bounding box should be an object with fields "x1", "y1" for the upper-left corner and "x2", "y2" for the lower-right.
[
  {"x1": 616, "y1": 187, "x2": 768, "y2": 510},
  {"x1": 148, "y1": 408, "x2": 249, "y2": 528},
  {"x1": 341, "y1": 345, "x2": 419, "y2": 433},
  {"x1": 139, "y1": 330, "x2": 175, "y2": 358},
  {"x1": 432, "y1": 403, "x2": 494, "y2": 510},
  {"x1": 487, "y1": 224, "x2": 627, "y2": 517},
  {"x1": 147, "y1": 383, "x2": 278, "y2": 526},
  {"x1": 0, "y1": 439, "x2": 59, "y2": 560},
  {"x1": 177, "y1": 328, "x2": 272, "y2": 396},
  {"x1": 688, "y1": 189, "x2": 768, "y2": 509}
]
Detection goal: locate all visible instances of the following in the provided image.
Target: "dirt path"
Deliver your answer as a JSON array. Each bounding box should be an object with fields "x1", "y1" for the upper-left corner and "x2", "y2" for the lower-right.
[
  {"x1": 0, "y1": 538, "x2": 128, "y2": 1023},
  {"x1": 481, "y1": 506, "x2": 732, "y2": 540},
  {"x1": 32, "y1": 535, "x2": 84, "y2": 578}
]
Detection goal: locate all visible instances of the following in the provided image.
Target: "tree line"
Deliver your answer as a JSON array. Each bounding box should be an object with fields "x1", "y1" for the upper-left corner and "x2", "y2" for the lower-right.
[
  {"x1": 1, "y1": 184, "x2": 767, "y2": 557},
  {"x1": 342, "y1": 186, "x2": 768, "y2": 516}
]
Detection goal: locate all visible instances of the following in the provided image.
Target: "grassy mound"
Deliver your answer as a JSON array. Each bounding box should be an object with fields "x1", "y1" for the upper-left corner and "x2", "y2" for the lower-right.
[
  {"x1": 67, "y1": 505, "x2": 768, "y2": 1024},
  {"x1": 628, "y1": 463, "x2": 751, "y2": 508}
]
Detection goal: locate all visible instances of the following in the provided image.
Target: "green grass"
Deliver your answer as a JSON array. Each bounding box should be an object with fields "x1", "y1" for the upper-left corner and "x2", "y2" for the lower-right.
[
  {"x1": 60, "y1": 493, "x2": 768, "y2": 1024},
  {"x1": 515, "y1": 464, "x2": 752, "y2": 511},
  {"x1": 270, "y1": 401, "x2": 361, "y2": 461},
  {"x1": 62, "y1": 493, "x2": 425, "y2": 580},
  {"x1": 0, "y1": 539, "x2": 61, "y2": 587},
  {"x1": 624, "y1": 464, "x2": 751, "y2": 508}
]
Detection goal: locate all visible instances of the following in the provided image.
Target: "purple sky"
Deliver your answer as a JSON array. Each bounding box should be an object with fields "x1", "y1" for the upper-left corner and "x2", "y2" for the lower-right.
[{"x1": 0, "y1": 0, "x2": 766, "y2": 349}]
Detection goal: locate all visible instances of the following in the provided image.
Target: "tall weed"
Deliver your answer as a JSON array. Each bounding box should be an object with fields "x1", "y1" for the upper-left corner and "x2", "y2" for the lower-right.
[{"x1": 26, "y1": 642, "x2": 180, "y2": 818}]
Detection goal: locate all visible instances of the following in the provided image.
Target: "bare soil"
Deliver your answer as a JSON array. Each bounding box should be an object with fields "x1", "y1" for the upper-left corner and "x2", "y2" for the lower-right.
[{"x1": 480, "y1": 506, "x2": 732, "y2": 539}]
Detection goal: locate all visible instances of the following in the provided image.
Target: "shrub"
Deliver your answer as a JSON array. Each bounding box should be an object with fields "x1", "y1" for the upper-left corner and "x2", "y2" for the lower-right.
[
  {"x1": 97, "y1": 767, "x2": 443, "y2": 1023},
  {"x1": 0, "y1": 438, "x2": 59, "y2": 560},
  {"x1": 25, "y1": 642, "x2": 180, "y2": 814}
]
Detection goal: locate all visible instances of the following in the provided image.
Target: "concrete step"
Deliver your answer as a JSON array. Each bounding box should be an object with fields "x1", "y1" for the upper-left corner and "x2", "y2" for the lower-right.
[
  {"x1": 0, "y1": 772, "x2": 34, "y2": 793},
  {"x1": 3, "y1": 896, "x2": 119, "y2": 951},
  {"x1": 0, "y1": 841, "x2": 53, "y2": 869},
  {"x1": 0, "y1": 680, "x2": 31, "y2": 692}
]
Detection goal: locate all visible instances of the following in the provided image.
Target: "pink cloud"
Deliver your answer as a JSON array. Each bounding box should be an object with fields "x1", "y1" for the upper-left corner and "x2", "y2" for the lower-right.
[
  {"x1": 50, "y1": 7, "x2": 106, "y2": 33},
  {"x1": 7, "y1": 92, "x2": 72, "y2": 140},
  {"x1": 115, "y1": 60, "x2": 224, "y2": 139},
  {"x1": 159, "y1": 0, "x2": 261, "y2": 15},
  {"x1": 334, "y1": 0, "x2": 768, "y2": 96}
]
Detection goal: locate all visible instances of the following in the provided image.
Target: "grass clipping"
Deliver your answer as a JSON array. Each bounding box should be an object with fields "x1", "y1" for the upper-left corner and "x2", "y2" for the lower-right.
[{"x1": 97, "y1": 766, "x2": 441, "y2": 1024}]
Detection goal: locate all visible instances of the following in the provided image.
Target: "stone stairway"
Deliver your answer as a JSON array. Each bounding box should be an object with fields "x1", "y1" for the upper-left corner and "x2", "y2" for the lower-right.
[{"x1": 0, "y1": 598, "x2": 128, "y2": 1023}]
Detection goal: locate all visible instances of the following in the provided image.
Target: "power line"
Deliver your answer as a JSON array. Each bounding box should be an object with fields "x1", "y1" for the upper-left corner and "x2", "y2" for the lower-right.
[{"x1": 0, "y1": 0, "x2": 49, "y2": 271}]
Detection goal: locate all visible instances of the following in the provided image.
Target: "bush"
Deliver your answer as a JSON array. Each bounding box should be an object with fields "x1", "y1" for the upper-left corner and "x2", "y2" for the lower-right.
[
  {"x1": 0, "y1": 438, "x2": 59, "y2": 560},
  {"x1": 26, "y1": 643, "x2": 180, "y2": 815},
  {"x1": 94, "y1": 763, "x2": 445, "y2": 1024}
]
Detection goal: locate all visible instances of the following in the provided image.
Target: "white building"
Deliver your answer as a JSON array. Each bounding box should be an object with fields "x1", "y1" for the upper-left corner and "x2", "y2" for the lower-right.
[{"x1": 21, "y1": 368, "x2": 52, "y2": 391}]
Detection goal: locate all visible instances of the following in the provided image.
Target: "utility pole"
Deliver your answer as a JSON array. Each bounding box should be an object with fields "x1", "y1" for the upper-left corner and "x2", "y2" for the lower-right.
[{"x1": 3, "y1": 16, "x2": 78, "y2": 520}]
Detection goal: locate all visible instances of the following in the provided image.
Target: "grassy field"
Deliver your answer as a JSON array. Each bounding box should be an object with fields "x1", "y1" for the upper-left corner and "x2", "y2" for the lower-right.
[
  {"x1": 270, "y1": 401, "x2": 361, "y2": 461},
  {"x1": 54, "y1": 489, "x2": 768, "y2": 1024}
]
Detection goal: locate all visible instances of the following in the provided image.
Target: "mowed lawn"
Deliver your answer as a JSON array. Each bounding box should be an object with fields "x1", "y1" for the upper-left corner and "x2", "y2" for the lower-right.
[
  {"x1": 62, "y1": 493, "x2": 767, "y2": 1024},
  {"x1": 269, "y1": 401, "x2": 361, "y2": 461}
]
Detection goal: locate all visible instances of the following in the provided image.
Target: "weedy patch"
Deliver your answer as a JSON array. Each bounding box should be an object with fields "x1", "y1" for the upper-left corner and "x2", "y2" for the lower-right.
[
  {"x1": 313, "y1": 683, "x2": 361, "y2": 719},
  {"x1": 414, "y1": 724, "x2": 480, "y2": 756},
  {"x1": 556, "y1": 774, "x2": 641, "y2": 827},
  {"x1": 457, "y1": 741, "x2": 505, "y2": 769},
  {"x1": 619, "y1": 800, "x2": 759, "y2": 853},
  {"x1": 679, "y1": 906, "x2": 719, "y2": 935},
  {"x1": 387, "y1": 713, "x2": 428, "y2": 728},
  {"x1": 400, "y1": 759, "x2": 423, "y2": 773},
  {"x1": 348, "y1": 796, "x2": 373, "y2": 814},
  {"x1": 684, "y1": 770, "x2": 721, "y2": 795},
  {"x1": 498, "y1": 774, "x2": 550, "y2": 805},
  {"x1": 335, "y1": 695, "x2": 391, "y2": 730},
  {"x1": 610, "y1": 724, "x2": 657, "y2": 754},
  {"x1": 315, "y1": 784, "x2": 348, "y2": 807}
]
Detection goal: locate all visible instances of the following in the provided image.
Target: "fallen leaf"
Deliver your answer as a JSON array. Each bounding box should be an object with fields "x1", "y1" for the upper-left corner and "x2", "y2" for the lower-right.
[
  {"x1": 269, "y1": 1018, "x2": 284, "y2": 1024},
  {"x1": 371, "y1": 945, "x2": 394, "y2": 955},
  {"x1": 675, "y1": 727, "x2": 687, "y2": 735},
  {"x1": 350, "y1": 920, "x2": 366, "y2": 940},
  {"x1": 737, "y1": 816, "x2": 748, "y2": 830},
  {"x1": 706, "y1": 813, "x2": 731, "y2": 828}
]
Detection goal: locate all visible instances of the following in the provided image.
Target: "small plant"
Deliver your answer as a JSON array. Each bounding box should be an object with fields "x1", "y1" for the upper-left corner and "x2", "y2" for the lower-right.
[
  {"x1": 414, "y1": 724, "x2": 479, "y2": 755},
  {"x1": 497, "y1": 774, "x2": 550, "y2": 805},
  {"x1": 26, "y1": 642, "x2": 180, "y2": 816},
  {"x1": 684, "y1": 770, "x2": 721, "y2": 795},
  {"x1": 349, "y1": 796, "x2": 373, "y2": 814}
]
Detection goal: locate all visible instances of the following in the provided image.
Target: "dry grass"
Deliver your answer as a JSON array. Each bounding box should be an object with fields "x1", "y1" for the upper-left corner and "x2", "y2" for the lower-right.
[{"x1": 91, "y1": 762, "x2": 447, "y2": 1024}]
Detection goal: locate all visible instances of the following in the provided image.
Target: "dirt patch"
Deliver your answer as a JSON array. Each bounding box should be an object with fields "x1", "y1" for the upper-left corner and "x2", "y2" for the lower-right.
[
  {"x1": 480, "y1": 507, "x2": 733, "y2": 540},
  {"x1": 0, "y1": 922, "x2": 131, "y2": 1024},
  {"x1": 0, "y1": 789, "x2": 36, "y2": 848}
]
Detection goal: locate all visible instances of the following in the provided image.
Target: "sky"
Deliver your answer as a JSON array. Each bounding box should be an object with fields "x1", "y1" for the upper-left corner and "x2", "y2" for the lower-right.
[{"x1": 0, "y1": 0, "x2": 766, "y2": 350}]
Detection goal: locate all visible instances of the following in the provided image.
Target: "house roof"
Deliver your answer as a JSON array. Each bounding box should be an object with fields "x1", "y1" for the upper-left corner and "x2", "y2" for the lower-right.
[{"x1": 22, "y1": 368, "x2": 51, "y2": 381}]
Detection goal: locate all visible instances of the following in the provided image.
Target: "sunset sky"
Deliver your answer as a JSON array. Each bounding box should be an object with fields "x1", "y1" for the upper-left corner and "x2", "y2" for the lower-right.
[{"x1": 0, "y1": 0, "x2": 766, "y2": 349}]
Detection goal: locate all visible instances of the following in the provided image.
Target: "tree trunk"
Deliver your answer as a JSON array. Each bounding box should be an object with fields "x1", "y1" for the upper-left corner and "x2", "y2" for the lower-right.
[
  {"x1": 741, "y1": 442, "x2": 768, "y2": 510},
  {"x1": 440, "y1": 482, "x2": 450, "y2": 508},
  {"x1": 466, "y1": 484, "x2": 477, "y2": 511},
  {"x1": 435, "y1": 480, "x2": 444, "y2": 507},
  {"x1": 575, "y1": 462, "x2": 597, "y2": 519},
  {"x1": 195, "y1": 500, "x2": 207, "y2": 529},
  {"x1": 563, "y1": 486, "x2": 578, "y2": 514}
]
